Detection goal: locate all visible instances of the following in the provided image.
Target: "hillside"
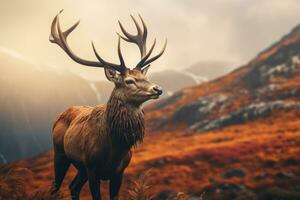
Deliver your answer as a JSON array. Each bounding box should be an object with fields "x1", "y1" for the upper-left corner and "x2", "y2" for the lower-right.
[
  {"x1": 146, "y1": 23, "x2": 300, "y2": 133},
  {"x1": 1, "y1": 24, "x2": 300, "y2": 200}
]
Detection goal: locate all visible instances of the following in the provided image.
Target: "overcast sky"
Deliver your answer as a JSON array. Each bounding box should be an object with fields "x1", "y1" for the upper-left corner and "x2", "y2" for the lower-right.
[{"x1": 0, "y1": 0, "x2": 300, "y2": 80}]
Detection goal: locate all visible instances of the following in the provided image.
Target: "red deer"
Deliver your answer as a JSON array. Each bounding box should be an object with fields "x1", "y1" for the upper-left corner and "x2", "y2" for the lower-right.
[{"x1": 50, "y1": 10, "x2": 166, "y2": 200}]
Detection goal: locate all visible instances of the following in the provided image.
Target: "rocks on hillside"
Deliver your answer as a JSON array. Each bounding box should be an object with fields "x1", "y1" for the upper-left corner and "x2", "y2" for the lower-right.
[
  {"x1": 274, "y1": 171, "x2": 294, "y2": 180},
  {"x1": 242, "y1": 46, "x2": 300, "y2": 89},
  {"x1": 204, "y1": 183, "x2": 255, "y2": 200},
  {"x1": 171, "y1": 94, "x2": 232, "y2": 124},
  {"x1": 223, "y1": 169, "x2": 246, "y2": 178},
  {"x1": 190, "y1": 101, "x2": 300, "y2": 132},
  {"x1": 149, "y1": 24, "x2": 300, "y2": 134},
  {"x1": 155, "y1": 190, "x2": 177, "y2": 200}
]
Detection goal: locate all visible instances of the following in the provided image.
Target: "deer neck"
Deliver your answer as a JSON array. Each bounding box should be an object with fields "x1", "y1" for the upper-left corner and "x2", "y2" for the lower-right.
[{"x1": 106, "y1": 89, "x2": 145, "y2": 149}]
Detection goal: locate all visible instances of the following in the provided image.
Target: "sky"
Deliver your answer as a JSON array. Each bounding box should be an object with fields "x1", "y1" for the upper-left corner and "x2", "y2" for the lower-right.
[{"x1": 0, "y1": 0, "x2": 300, "y2": 80}]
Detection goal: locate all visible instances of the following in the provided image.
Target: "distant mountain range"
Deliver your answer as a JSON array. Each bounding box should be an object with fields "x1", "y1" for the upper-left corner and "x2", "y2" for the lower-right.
[
  {"x1": 149, "y1": 69, "x2": 207, "y2": 97},
  {"x1": 186, "y1": 60, "x2": 236, "y2": 80}
]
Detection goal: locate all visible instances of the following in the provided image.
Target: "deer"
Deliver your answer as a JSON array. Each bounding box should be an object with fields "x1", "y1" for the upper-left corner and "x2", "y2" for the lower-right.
[{"x1": 49, "y1": 10, "x2": 166, "y2": 200}]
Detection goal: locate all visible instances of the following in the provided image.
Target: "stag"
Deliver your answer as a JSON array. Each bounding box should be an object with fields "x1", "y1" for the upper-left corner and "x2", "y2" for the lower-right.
[{"x1": 50, "y1": 10, "x2": 166, "y2": 200}]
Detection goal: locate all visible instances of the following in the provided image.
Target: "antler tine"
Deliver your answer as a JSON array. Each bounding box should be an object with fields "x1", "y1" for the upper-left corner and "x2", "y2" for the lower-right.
[
  {"x1": 118, "y1": 21, "x2": 135, "y2": 42},
  {"x1": 118, "y1": 14, "x2": 167, "y2": 71},
  {"x1": 118, "y1": 15, "x2": 147, "y2": 58},
  {"x1": 50, "y1": 10, "x2": 67, "y2": 49},
  {"x1": 135, "y1": 39, "x2": 156, "y2": 69},
  {"x1": 142, "y1": 39, "x2": 167, "y2": 67},
  {"x1": 91, "y1": 41, "x2": 126, "y2": 74},
  {"x1": 117, "y1": 36, "x2": 126, "y2": 67},
  {"x1": 50, "y1": 11, "x2": 166, "y2": 74},
  {"x1": 50, "y1": 10, "x2": 126, "y2": 73},
  {"x1": 138, "y1": 14, "x2": 148, "y2": 41},
  {"x1": 141, "y1": 39, "x2": 167, "y2": 67},
  {"x1": 130, "y1": 15, "x2": 143, "y2": 36},
  {"x1": 51, "y1": 10, "x2": 80, "y2": 41}
]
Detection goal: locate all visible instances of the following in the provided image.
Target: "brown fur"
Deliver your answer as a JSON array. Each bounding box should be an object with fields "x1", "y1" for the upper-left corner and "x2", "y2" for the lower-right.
[{"x1": 52, "y1": 95, "x2": 140, "y2": 174}]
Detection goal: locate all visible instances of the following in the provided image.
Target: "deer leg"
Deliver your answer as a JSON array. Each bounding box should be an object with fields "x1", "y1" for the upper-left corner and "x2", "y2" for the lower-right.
[
  {"x1": 69, "y1": 168, "x2": 87, "y2": 200},
  {"x1": 109, "y1": 174, "x2": 123, "y2": 200},
  {"x1": 69, "y1": 173, "x2": 79, "y2": 192},
  {"x1": 87, "y1": 168, "x2": 101, "y2": 200},
  {"x1": 52, "y1": 154, "x2": 71, "y2": 193}
]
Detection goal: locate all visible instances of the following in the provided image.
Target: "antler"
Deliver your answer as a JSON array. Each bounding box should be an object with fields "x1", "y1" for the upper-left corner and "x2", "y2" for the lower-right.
[
  {"x1": 118, "y1": 15, "x2": 167, "y2": 70},
  {"x1": 50, "y1": 10, "x2": 127, "y2": 74}
]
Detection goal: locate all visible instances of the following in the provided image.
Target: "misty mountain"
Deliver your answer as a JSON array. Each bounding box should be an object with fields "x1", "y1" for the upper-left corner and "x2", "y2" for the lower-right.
[
  {"x1": 149, "y1": 70, "x2": 206, "y2": 97},
  {"x1": 0, "y1": 50, "x2": 111, "y2": 163},
  {"x1": 186, "y1": 60, "x2": 236, "y2": 80}
]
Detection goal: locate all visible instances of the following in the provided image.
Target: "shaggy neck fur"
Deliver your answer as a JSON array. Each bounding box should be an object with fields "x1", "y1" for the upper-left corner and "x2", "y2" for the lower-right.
[{"x1": 106, "y1": 90, "x2": 145, "y2": 148}]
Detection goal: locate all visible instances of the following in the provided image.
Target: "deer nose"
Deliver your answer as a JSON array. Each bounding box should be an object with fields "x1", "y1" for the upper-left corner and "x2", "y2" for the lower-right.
[{"x1": 152, "y1": 85, "x2": 163, "y2": 95}]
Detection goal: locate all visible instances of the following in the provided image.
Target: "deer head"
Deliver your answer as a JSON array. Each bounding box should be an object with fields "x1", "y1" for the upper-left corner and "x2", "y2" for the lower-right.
[{"x1": 50, "y1": 10, "x2": 166, "y2": 105}]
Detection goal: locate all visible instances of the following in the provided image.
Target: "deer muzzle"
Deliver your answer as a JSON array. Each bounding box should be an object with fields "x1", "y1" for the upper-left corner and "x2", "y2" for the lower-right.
[{"x1": 151, "y1": 85, "x2": 163, "y2": 96}]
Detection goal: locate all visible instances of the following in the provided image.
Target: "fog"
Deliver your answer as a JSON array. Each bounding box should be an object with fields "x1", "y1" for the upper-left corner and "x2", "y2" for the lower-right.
[{"x1": 0, "y1": 0, "x2": 299, "y2": 80}]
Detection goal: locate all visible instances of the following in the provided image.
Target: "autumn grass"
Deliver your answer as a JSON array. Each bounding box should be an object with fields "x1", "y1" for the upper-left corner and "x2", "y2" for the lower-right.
[
  {"x1": 0, "y1": 164, "x2": 67, "y2": 200},
  {"x1": 0, "y1": 164, "x2": 29, "y2": 199},
  {"x1": 31, "y1": 186, "x2": 68, "y2": 200},
  {"x1": 127, "y1": 170, "x2": 155, "y2": 200},
  {"x1": 127, "y1": 170, "x2": 205, "y2": 200}
]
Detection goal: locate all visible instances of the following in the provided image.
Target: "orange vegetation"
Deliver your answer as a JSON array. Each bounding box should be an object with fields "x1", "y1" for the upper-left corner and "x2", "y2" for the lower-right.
[{"x1": 3, "y1": 108, "x2": 298, "y2": 199}]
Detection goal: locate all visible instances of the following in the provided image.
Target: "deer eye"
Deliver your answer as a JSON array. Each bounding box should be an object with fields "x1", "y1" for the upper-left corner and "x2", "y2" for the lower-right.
[{"x1": 125, "y1": 79, "x2": 136, "y2": 85}]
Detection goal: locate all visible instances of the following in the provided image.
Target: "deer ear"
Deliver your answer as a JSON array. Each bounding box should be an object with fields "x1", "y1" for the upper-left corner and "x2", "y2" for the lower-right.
[
  {"x1": 141, "y1": 64, "x2": 151, "y2": 75},
  {"x1": 104, "y1": 68, "x2": 120, "y2": 82}
]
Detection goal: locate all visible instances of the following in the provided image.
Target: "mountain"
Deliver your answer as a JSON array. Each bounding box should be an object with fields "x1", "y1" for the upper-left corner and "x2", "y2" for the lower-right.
[
  {"x1": 149, "y1": 70, "x2": 206, "y2": 97},
  {"x1": 186, "y1": 60, "x2": 236, "y2": 80},
  {"x1": 0, "y1": 49, "x2": 112, "y2": 163},
  {"x1": 1, "y1": 24, "x2": 300, "y2": 200},
  {"x1": 146, "y1": 25, "x2": 300, "y2": 133}
]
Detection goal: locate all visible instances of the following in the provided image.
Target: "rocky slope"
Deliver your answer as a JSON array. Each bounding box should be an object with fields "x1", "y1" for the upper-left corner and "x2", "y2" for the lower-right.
[{"x1": 146, "y1": 23, "x2": 300, "y2": 134}]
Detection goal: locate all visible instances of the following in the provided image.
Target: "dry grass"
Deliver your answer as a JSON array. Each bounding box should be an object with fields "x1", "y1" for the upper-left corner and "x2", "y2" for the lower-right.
[
  {"x1": 0, "y1": 165, "x2": 205, "y2": 200},
  {"x1": 127, "y1": 170, "x2": 155, "y2": 200},
  {"x1": 31, "y1": 186, "x2": 68, "y2": 200},
  {"x1": 127, "y1": 170, "x2": 205, "y2": 200},
  {"x1": 0, "y1": 164, "x2": 30, "y2": 200},
  {"x1": 0, "y1": 164, "x2": 68, "y2": 200}
]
